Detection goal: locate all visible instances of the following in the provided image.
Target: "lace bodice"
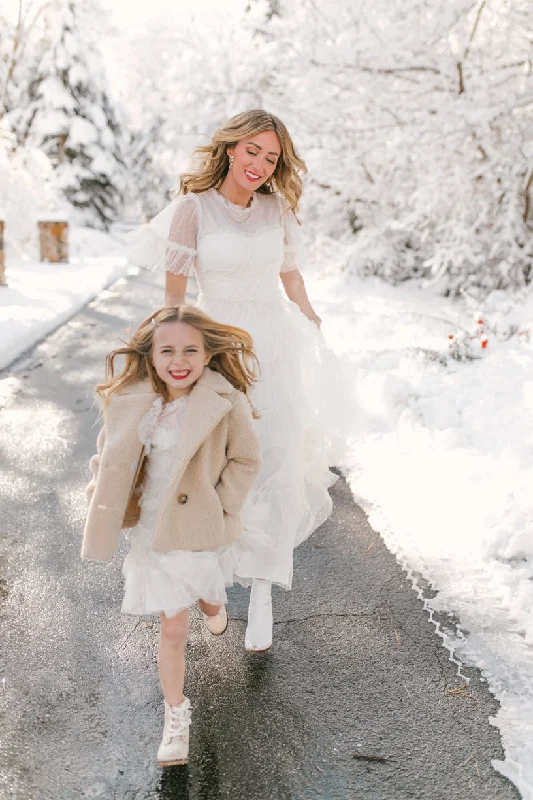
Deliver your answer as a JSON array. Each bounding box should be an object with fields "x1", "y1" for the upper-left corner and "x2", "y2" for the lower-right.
[
  {"x1": 137, "y1": 396, "x2": 187, "y2": 528},
  {"x1": 126, "y1": 188, "x2": 307, "y2": 303}
]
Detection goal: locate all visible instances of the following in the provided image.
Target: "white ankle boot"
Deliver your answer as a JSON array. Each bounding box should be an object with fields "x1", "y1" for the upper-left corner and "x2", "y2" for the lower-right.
[
  {"x1": 245, "y1": 579, "x2": 273, "y2": 652},
  {"x1": 156, "y1": 697, "x2": 191, "y2": 767}
]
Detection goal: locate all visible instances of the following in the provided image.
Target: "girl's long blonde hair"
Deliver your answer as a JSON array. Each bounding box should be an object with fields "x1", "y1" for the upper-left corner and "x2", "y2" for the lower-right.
[
  {"x1": 97, "y1": 305, "x2": 260, "y2": 417},
  {"x1": 179, "y1": 109, "x2": 307, "y2": 214}
]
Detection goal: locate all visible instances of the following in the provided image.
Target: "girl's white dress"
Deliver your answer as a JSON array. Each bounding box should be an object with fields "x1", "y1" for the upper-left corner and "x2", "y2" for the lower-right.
[
  {"x1": 127, "y1": 188, "x2": 355, "y2": 590},
  {"x1": 122, "y1": 395, "x2": 261, "y2": 617}
]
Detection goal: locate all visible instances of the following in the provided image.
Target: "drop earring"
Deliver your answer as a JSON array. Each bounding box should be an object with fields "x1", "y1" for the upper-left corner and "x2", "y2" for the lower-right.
[{"x1": 228, "y1": 154, "x2": 234, "y2": 169}]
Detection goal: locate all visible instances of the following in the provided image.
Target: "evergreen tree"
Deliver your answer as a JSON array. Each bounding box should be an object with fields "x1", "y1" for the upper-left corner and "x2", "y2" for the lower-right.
[{"x1": 10, "y1": 0, "x2": 125, "y2": 229}]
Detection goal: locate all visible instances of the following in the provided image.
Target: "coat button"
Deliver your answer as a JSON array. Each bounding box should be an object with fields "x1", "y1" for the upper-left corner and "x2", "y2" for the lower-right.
[{"x1": 177, "y1": 493, "x2": 188, "y2": 505}]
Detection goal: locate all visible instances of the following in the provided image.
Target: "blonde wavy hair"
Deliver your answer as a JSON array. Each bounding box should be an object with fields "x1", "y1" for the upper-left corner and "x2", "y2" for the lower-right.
[
  {"x1": 179, "y1": 109, "x2": 307, "y2": 214},
  {"x1": 97, "y1": 305, "x2": 260, "y2": 417}
]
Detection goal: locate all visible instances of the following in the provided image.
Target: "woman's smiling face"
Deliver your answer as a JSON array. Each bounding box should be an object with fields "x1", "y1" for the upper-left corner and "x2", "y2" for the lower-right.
[
  {"x1": 151, "y1": 321, "x2": 210, "y2": 399},
  {"x1": 227, "y1": 129, "x2": 280, "y2": 191}
]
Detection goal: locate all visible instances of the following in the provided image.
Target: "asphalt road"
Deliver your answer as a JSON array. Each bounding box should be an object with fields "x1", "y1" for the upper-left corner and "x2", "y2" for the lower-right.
[{"x1": 0, "y1": 270, "x2": 520, "y2": 800}]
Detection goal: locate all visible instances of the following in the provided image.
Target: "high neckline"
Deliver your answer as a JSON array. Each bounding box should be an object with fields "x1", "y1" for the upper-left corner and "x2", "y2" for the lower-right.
[{"x1": 213, "y1": 188, "x2": 257, "y2": 214}]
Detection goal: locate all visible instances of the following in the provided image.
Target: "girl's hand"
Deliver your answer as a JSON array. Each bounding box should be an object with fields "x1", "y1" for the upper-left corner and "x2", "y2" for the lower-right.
[{"x1": 309, "y1": 314, "x2": 322, "y2": 328}]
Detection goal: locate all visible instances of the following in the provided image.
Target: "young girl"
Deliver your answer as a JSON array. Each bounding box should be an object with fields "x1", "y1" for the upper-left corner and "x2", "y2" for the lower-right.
[{"x1": 81, "y1": 304, "x2": 262, "y2": 767}]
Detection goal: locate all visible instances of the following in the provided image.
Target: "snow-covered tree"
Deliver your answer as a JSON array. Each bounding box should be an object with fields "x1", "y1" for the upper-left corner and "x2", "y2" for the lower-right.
[
  {"x1": 113, "y1": 0, "x2": 533, "y2": 294},
  {"x1": 4, "y1": 0, "x2": 530, "y2": 292},
  {"x1": 111, "y1": 0, "x2": 279, "y2": 218},
  {"x1": 1, "y1": 3, "x2": 59, "y2": 253},
  {"x1": 5, "y1": 0, "x2": 125, "y2": 229},
  {"x1": 1, "y1": 1, "x2": 48, "y2": 120},
  {"x1": 0, "y1": 127, "x2": 61, "y2": 256},
  {"x1": 259, "y1": 0, "x2": 533, "y2": 295}
]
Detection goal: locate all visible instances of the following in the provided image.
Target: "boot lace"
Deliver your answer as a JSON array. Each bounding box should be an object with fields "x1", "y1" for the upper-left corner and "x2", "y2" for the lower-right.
[{"x1": 166, "y1": 699, "x2": 192, "y2": 741}]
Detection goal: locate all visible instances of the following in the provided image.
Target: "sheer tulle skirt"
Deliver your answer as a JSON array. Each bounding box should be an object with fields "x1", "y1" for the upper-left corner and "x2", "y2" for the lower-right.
[
  {"x1": 197, "y1": 290, "x2": 355, "y2": 590},
  {"x1": 122, "y1": 499, "x2": 269, "y2": 617}
]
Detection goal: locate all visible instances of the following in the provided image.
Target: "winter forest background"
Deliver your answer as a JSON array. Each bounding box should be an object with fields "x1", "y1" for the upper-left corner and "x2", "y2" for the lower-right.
[{"x1": 1, "y1": 0, "x2": 532, "y2": 297}]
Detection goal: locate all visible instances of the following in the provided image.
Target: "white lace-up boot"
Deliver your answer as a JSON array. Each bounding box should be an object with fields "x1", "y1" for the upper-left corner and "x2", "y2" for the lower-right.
[
  {"x1": 202, "y1": 605, "x2": 228, "y2": 635},
  {"x1": 245, "y1": 579, "x2": 273, "y2": 652},
  {"x1": 156, "y1": 697, "x2": 191, "y2": 767}
]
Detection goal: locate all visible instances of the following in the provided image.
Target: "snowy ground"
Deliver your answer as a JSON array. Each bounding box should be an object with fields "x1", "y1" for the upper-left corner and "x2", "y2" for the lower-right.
[
  {"x1": 306, "y1": 236, "x2": 533, "y2": 800},
  {"x1": 0, "y1": 227, "x2": 130, "y2": 371},
  {"x1": 2, "y1": 228, "x2": 532, "y2": 798}
]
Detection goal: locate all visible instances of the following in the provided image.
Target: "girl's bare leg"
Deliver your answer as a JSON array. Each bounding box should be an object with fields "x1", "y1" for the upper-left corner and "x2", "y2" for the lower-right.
[{"x1": 158, "y1": 610, "x2": 189, "y2": 706}]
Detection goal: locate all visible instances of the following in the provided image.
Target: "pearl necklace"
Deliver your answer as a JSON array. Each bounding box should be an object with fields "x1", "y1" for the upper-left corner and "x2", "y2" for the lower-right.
[{"x1": 216, "y1": 190, "x2": 256, "y2": 223}]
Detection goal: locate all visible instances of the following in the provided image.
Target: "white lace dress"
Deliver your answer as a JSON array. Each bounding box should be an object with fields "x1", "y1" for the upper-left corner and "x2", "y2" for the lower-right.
[
  {"x1": 127, "y1": 188, "x2": 355, "y2": 590},
  {"x1": 122, "y1": 395, "x2": 258, "y2": 617}
]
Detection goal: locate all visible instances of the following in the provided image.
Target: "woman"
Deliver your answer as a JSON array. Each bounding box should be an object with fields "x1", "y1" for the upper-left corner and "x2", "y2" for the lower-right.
[{"x1": 128, "y1": 109, "x2": 353, "y2": 653}]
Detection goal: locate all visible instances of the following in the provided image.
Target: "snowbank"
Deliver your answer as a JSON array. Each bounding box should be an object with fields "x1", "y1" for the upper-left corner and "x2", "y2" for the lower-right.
[
  {"x1": 304, "y1": 242, "x2": 533, "y2": 798},
  {"x1": 0, "y1": 227, "x2": 129, "y2": 371}
]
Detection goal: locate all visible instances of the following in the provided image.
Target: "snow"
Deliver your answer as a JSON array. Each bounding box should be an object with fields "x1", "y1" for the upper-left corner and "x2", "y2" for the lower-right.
[
  {"x1": 2, "y1": 224, "x2": 533, "y2": 796},
  {"x1": 67, "y1": 116, "x2": 99, "y2": 148},
  {"x1": 0, "y1": 228, "x2": 129, "y2": 372},
  {"x1": 37, "y1": 210, "x2": 71, "y2": 222},
  {"x1": 304, "y1": 239, "x2": 533, "y2": 799}
]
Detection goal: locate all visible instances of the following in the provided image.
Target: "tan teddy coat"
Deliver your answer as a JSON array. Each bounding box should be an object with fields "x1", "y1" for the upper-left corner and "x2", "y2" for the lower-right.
[{"x1": 81, "y1": 368, "x2": 262, "y2": 563}]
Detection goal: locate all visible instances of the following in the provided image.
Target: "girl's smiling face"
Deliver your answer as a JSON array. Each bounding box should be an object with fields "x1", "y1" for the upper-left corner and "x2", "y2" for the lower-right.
[
  {"x1": 151, "y1": 321, "x2": 211, "y2": 399},
  {"x1": 227, "y1": 129, "x2": 280, "y2": 192}
]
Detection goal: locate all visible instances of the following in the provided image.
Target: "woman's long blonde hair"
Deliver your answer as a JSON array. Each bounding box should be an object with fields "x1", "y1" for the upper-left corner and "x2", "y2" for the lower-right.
[
  {"x1": 97, "y1": 305, "x2": 260, "y2": 417},
  {"x1": 179, "y1": 109, "x2": 307, "y2": 214}
]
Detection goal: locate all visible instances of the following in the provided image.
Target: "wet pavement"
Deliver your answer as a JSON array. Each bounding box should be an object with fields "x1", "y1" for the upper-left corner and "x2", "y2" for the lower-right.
[{"x1": 0, "y1": 270, "x2": 520, "y2": 800}]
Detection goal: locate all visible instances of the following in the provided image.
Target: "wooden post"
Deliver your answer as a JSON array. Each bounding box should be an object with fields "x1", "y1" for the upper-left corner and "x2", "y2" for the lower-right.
[
  {"x1": 38, "y1": 220, "x2": 69, "y2": 262},
  {"x1": 0, "y1": 220, "x2": 6, "y2": 286}
]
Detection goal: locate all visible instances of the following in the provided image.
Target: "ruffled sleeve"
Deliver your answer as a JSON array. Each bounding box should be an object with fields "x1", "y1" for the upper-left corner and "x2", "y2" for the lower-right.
[
  {"x1": 125, "y1": 194, "x2": 200, "y2": 277},
  {"x1": 278, "y1": 196, "x2": 307, "y2": 273}
]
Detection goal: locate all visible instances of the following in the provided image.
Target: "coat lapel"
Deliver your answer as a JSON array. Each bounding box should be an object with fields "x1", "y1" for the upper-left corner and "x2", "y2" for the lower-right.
[
  {"x1": 178, "y1": 369, "x2": 233, "y2": 468},
  {"x1": 106, "y1": 372, "x2": 233, "y2": 490},
  {"x1": 105, "y1": 381, "x2": 158, "y2": 450}
]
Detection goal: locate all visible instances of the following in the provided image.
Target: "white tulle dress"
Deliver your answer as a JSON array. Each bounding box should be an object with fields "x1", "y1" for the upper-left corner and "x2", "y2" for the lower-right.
[
  {"x1": 127, "y1": 187, "x2": 355, "y2": 590},
  {"x1": 122, "y1": 395, "x2": 262, "y2": 617}
]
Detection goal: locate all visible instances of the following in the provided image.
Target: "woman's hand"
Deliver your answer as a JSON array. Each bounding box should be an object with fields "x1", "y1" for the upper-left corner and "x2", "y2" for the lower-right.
[{"x1": 280, "y1": 269, "x2": 321, "y2": 327}]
